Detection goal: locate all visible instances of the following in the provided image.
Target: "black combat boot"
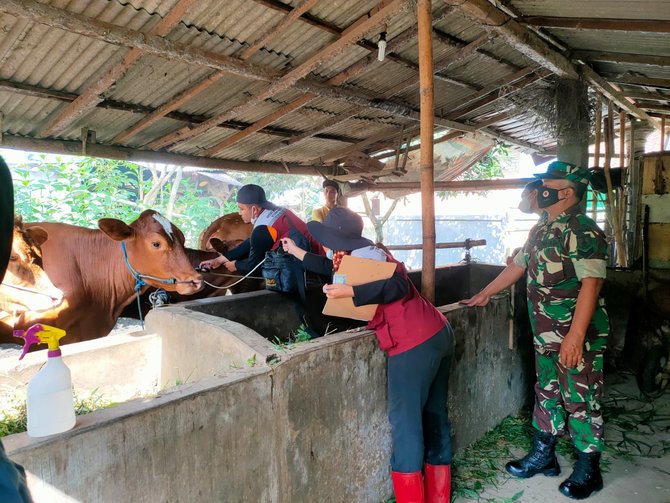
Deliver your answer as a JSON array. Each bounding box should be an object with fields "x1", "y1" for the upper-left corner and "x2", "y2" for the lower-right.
[
  {"x1": 505, "y1": 430, "x2": 561, "y2": 478},
  {"x1": 558, "y1": 451, "x2": 603, "y2": 500}
]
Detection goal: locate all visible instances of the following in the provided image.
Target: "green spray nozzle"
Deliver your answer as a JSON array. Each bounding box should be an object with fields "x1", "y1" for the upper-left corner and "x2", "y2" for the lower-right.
[{"x1": 13, "y1": 324, "x2": 67, "y2": 360}]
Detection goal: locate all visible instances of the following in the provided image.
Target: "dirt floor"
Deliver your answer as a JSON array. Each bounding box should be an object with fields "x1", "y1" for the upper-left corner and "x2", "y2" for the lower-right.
[{"x1": 456, "y1": 372, "x2": 670, "y2": 503}]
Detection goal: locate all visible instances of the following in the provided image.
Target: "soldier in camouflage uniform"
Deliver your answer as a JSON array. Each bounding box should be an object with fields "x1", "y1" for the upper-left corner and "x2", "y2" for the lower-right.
[{"x1": 462, "y1": 161, "x2": 608, "y2": 500}]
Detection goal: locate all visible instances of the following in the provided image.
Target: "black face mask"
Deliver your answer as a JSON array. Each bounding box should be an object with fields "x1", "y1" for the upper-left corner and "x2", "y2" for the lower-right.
[{"x1": 537, "y1": 186, "x2": 564, "y2": 209}]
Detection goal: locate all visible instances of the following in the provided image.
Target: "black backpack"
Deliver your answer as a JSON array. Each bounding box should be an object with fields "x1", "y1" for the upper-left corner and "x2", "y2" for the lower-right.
[{"x1": 262, "y1": 227, "x2": 309, "y2": 299}]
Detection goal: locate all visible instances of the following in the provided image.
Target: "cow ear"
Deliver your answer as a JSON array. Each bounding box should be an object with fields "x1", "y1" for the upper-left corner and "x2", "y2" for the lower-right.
[
  {"x1": 209, "y1": 238, "x2": 228, "y2": 254},
  {"x1": 25, "y1": 226, "x2": 49, "y2": 246},
  {"x1": 98, "y1": 218, "x2": 134, "y2": 241}
]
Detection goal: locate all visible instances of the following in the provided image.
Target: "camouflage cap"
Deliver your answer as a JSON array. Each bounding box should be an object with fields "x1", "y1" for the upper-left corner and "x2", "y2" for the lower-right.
[{"x1": 533, "y1": 161, "x2": 591, "y2": 186}]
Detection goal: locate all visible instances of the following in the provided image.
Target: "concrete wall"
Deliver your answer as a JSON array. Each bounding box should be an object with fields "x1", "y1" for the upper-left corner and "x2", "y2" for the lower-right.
[{"x1": 4, "y1": 270, "x2": 531, "y2": 502}]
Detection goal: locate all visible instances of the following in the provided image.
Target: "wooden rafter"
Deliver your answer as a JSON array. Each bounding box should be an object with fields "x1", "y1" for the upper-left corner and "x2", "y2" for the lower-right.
[
  {"x1": 371, "y1": 178, "x2": 534, "y2": 191},
  {"x1": 202, "y1": 17, "x2": 424, "y2": 157},
  {"x1": 3, "y1": 0, "x2": 479, "y2": 152},
  {"x1": 446, "y1": 67, "x2": 547, "y2": 119},
  {"x1": 39, "y1": 0, "x2": 198, "y2": 138},
  {"x1": 112, "y1": 0, "x2": 318, "y2": 145},
  {"x1": 256, "y1": 32, "x2": 495, "y2": 160},
  {"x1": 518, "y1": 17, "x2": 670, "y2": 33},
  {"x1": 0, "y1": 135, "x2": 327, "y2": 175},
  {"x1": 442, "y1": 0, "x2": 579, "y2": 79},
  {"x1": 580, "y1": 65, "x2": 660, "y2": 129},
  {"x1": 604, "y1": 75, "x2": 670, "y2": 90},
  {"x1": 0, "y1": 78, "x2": 362, "y2": 145},
  {"x1": 146, "y1": 0, "x2": 412, "y2": 151},
  {"x1": 275, "y1": 33, "x2": 498, "y2": 164},
  {"x1": 441, "y1": 0, "x2": 659, "y2": 130},
  {"x1": 2, "y1": 0, "x2": 417, "y2": 130},
  {"x1": 623, "y1": 90, "x2": 670, "y2": 102},
  {"x1": 572, "y1": 50, "x2": 670, "y2": 67}
]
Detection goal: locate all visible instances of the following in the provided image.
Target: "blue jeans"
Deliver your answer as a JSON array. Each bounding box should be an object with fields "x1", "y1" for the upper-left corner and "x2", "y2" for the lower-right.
[
  {"x1": 387, "y1": 323, "x2": 455, "y2": 472},
  {"x1": 0, "y1": 440, "x2": 32, "y2": 503}
]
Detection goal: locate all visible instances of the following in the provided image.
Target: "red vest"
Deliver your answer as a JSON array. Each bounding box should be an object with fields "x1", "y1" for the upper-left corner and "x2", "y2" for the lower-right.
[
  {"x1": 268, "y1": 210, "x2": 324, "y2": 255},
  {"x1": 367, "y1": 256, "x2": 446, "y2": 356}
]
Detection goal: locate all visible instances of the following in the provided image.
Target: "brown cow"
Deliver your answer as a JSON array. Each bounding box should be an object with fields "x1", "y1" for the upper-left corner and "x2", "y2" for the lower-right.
[
  {"x1": 198, "y1": 212, "x2": 252, "y2": 252},
  {"x1": 0, "y1": 218, "x2": 64, "y2": 341},
  {"x1": 16, "y1": 210, "x2": 203, "y2": 344},
  {"x1": 126, "y1": 214, "x2": 259, "y2": 316}
]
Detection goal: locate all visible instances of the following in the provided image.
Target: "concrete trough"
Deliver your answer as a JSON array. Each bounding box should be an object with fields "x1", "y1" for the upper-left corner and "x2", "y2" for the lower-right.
[{"x1": 3, "y1": 263, "x2": 534, "y2": 502}]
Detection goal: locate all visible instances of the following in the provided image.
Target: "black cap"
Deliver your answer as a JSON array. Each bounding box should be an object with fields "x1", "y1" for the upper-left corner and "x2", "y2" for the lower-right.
[
  {"x1": 307, "y1": 207, "x2": 373, "y2": 251},
  {"x1": 322, "y1": 179, "x2": 340, "y2": 192},
  {"x1": 236, "y1": 184, "x2": 278, "y2": 210}
]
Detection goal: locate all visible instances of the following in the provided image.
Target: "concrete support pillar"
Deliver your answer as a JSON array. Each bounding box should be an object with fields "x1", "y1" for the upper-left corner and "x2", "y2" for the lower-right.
[{"x1": 555, "y1": 78, "x2": 590, "y2": 168}]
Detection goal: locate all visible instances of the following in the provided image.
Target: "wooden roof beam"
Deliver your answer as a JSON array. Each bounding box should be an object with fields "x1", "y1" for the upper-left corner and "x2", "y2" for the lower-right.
[
  {"x1": 3, "y1": 0, "x2": 476, "y2": 149},
  {"x1": 147, "y1": 0, "x2": 412, "y2": 151},
  {"x1": 446, "y1": 67, "x2": 547, "y2": 119},
  {"x1": 572, "y1": 50, "x2": 670, "y2": 67},
  {"x1": 202, "y1": 18, "x2": 424, "y2": 157},
  {"x1": 257, "y1": 32, "x2": 496, "y2": 161},
  {"x1": 39, "y1": 0, "x2": 198, "y2": 138},
  {"x1": 623, "y1": 90, "x2": 670, "y2": 103},
  {"x1": 112, "y1": 0, "x2": 318, "y2": 144},
  {"x1": 604, "y1": 75, "x2": 670, "y2": 90},
  {"x1": 442, "y1": 0, "x2": 579, "y2": 79},
  {"x1": 442, "y1": 0, "x2": 658, "y2": 130},
  {"x1": 580, "y1": 64, "x2": 660, "y2": 129},
  {"x1": 0, "y1": 78, "x2": 364, "y2": 144},
  {"x1": 254, "y1": 34, "x2": 493, "y2": 160},
  {"x1": 371, "y1": 178, "x2": 534, "y2": 191},
  {"x1": 518, "y1": 17, "x2": 670, "y2": 34},
  {"x1": 0, "y1": 134, "x2": 328, "y2": 175}
]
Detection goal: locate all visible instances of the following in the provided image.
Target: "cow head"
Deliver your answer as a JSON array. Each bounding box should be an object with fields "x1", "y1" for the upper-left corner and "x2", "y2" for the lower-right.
[
  {"x1": 199, "y1": 213, "x2": 252, "y2": 252},
  {"x1": 0, "y1": 218, "x2": 64, "y2": 313},
  {"x1": 98, "y1": 210, "x2": 203, "y2": 295}
]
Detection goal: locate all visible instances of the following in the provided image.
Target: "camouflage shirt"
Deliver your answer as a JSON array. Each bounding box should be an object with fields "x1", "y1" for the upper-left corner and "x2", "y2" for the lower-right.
[{"x1": 513, "y1": 205, "x2": 609, "y2": 353}]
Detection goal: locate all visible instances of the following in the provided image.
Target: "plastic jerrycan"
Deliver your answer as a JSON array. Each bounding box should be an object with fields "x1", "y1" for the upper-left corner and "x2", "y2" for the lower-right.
[{"x1": 13, "y1": 324, "x2": 76, "y2": 437}]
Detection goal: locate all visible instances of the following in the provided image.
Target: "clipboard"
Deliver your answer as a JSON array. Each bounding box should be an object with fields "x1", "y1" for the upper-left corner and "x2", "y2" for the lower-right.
[{"x1": 322, "y1": 255, "x2": 396, "y2": 321}]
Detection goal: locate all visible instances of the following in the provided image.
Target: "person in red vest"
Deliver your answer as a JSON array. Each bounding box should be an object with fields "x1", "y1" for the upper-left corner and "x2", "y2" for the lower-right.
[
  {"x1": 199, "y1": 184, "x2": 322, "y2": 274},
  {"x1": 281, "y1": 207, "x2": 455, "y2": 503}
]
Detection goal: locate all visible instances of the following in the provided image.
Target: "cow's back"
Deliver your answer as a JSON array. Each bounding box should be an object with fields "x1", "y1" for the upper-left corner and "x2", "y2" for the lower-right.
[{"x1": 23, "y1": 222, "x2": 124, "y2": 343}]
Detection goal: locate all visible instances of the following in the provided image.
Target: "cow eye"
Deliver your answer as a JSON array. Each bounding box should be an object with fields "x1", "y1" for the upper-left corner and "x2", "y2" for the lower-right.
[
  {"x1": 9, "y1": 255, "x2": 18, "y2": 261},
  {"x1": 151, "y1": 241, "x2": 161, "y2": 249}
]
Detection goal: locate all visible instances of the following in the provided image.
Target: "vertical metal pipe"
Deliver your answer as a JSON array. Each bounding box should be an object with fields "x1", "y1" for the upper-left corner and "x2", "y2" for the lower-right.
[
  {"x1": 662, "y1": 116, "x2": 666, "y2": 151},
  {"x1": 418, "y1": 0, "x2": 435, "y2": 302}
]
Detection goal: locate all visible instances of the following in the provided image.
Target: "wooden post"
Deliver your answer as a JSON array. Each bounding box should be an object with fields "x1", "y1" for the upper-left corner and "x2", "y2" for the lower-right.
[
  {"x1": 418, "y1": 0, "x2": 436, "y2": 303},
  {"x1": 603, "y1": 102, "x2": 625, "y2": 267},
  {"x1": 591, "y1": 96, "x2": 602, "y2": 219},
  {"x1": 618, "y1": 111, "x2": 628, "y2": 267}
]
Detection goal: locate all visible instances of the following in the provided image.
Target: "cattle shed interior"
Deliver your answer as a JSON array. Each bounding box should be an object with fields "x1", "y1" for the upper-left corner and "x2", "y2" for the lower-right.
[{"x1": 2, "y1": 1, "x2": 670, "y2": 502}]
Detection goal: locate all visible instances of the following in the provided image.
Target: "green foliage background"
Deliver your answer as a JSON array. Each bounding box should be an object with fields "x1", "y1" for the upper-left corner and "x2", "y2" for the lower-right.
[{"x1": 9, "y1": 154, "x2": 323, "y2": 247}]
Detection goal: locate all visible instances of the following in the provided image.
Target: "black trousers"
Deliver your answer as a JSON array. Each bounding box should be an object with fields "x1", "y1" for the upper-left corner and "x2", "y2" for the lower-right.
[{"x1": 387, "y1": 323, "x2": 455, "y2": 473}]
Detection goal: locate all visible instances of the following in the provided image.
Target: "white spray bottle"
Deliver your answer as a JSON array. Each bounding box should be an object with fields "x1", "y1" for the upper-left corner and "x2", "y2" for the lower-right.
[{"x1": 14, "y1": 323, "x2": 76, "y2": 437}]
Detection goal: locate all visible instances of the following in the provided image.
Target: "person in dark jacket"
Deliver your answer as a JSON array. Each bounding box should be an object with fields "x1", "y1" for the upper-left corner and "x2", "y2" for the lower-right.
[
  {"x1": 199, "y1": 184, "x2": 322, "y2": 275},
  {"x1": 0, "y1": 156, "x2": 34, "y2": 503},
  {"x1": 281, "y1": 207, "x2": 455, "y2": 503}
]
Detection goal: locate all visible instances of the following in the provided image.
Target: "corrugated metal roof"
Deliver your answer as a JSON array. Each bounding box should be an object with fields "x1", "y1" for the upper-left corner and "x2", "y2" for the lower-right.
[{"x1": 0, "y1": 0, "x2": 667, "y2": 178}]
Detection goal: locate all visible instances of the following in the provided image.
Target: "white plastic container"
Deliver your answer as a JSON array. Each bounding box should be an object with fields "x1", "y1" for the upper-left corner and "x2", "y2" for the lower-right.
[
  {"x1": 26, "y1": 354, "x2": 76, "y2": 437},
  {"x1": 14, "y1": 324, "x2": 76, "y2": 437}
]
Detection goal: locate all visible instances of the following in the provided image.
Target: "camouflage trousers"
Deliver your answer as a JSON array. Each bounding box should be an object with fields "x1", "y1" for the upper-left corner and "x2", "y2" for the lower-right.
[{"x1": 532, "y1": 349, "x2": 604, "y2": 453}]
